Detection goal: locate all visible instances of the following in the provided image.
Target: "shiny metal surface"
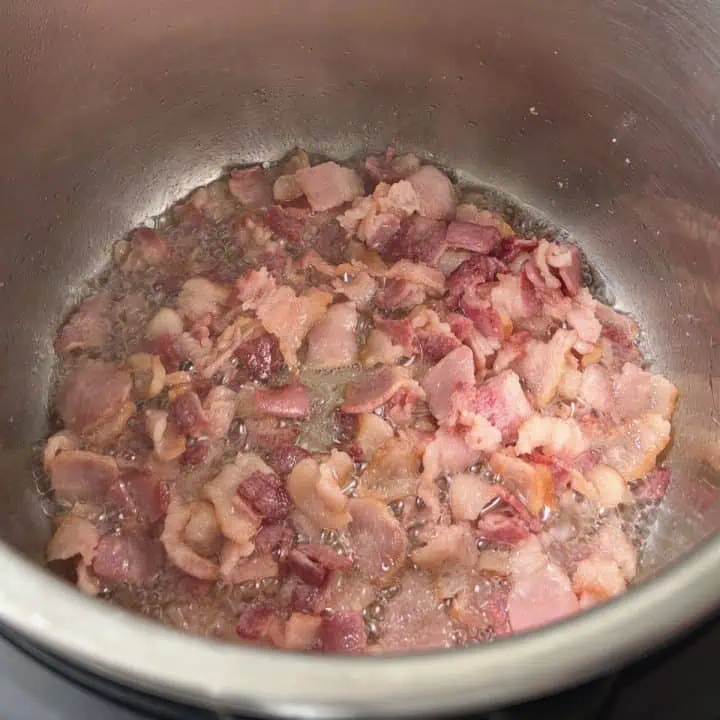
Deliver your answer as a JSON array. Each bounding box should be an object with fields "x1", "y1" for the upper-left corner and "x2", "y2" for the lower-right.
[{"x1": 0, "y1": 0, "x2": 720, "y2": 715}]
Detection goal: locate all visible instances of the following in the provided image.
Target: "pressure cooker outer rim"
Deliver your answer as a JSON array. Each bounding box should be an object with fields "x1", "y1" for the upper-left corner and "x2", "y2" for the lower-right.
[{"x1": 0, "y1": 537, "x2": 717, "y2": 717}]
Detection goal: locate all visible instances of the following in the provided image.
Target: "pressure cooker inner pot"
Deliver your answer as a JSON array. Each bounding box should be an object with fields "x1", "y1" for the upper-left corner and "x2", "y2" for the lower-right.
[{"x1": 0, "y1": 0, "x2": 720, "y2": 705}]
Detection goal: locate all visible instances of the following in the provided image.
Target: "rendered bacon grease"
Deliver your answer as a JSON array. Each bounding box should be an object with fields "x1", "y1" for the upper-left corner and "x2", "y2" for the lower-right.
[{"x1": 44, "y1": 148, "x2": 677, "y2": 653}]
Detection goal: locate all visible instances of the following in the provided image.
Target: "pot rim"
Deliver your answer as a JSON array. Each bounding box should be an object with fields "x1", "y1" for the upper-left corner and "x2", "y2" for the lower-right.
[{"x1": 0, "y1": 535, "x2": 718, "y2": 717}]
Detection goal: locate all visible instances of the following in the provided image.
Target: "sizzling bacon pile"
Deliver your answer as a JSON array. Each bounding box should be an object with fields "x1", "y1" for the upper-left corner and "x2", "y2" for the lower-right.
[{"x1": 44, "y1": 147, "x2": 677, "y2": 653}]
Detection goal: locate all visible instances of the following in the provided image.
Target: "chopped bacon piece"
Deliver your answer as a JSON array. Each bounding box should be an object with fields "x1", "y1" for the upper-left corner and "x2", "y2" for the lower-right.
[
  {"x1": 287, "y1": 543, "x2": 353, "y2": 586},
  {"x1": 265, "y1": 205, "x2": 307, "y2": 245},
  {"x1": 145, "y1": 409, "x2": 186, "y2": 462},
  {"x1": 449, "y1": 472, "x2": 501, "y2": 522},
  {"x1": 418, "y1": 332, "x2": 462, "y2": 363},
  {"x1": 515, "y1": 416, "x2": 588, "y2": 459},
  {"x1": 253, "y1": 382, "x2": 311, "y2": 419},
  {"x1": 278, "y1": 575, "x2": 322, "y2": 614},
  {"x1": 57, "y1": 360, "x2": 132, "y2": 438},
  {"x1": 245, "y1": 417, "x2": 300, "y2": 452},
  {"x1": 362, "y1": 328, "x2": 405, "y2": 367},
  {"x1": 305, "y1": 302, "x2": 358, "y2": 370},
  {"x1": 384, "y1": 383, "x2": 425, "y2": 427},
  {"x1": 177, "y1": 278, "x2": 230, "y2": 323},
  {"x1": 168, "y1": 391, "x2": 210, "y2": 435},
  {"x1": 295, "y1": 162, "x2": 364, "y2": 211},
  {"x1": 384, "y1": 261, "x2": 445, "y2": 297},
  {"x1": 265, "y1": 445, "x2": 311, "y2": 476},
  {"x1": 489, "y1": 452, "x2": 554, "y2": 516},
  {"x1": 446, "y1": 221, "x2": 501, "y2": 254},
  {"x1": 572, "y1": 555, "x2": 626, "y2": 603},
  {"x1": 507, "y1": 536, "x2": 579, "y2": 633},
  {"x1": 383, "y1": 215, "x2": 448, "y2": 266},
  {"x1": 373, "y1": 316, "x2": 418, "y2": 355},
  {"x1": 92, "y1": 533, "x2": 164, "y2": 586},
  {"x1": 360, "y1": 211, "x2": 407, "y2": 254},
  {"x1": 374, "y1": 278, "x2": 426, "y2": 312},
  {"x1": 254, "y1": 523, "x2": 293, "y2": 558},
  {"x1": 552, "y1": 244, "x2": 583, "y2": 296},
  {"x1": 493, "y1": 238, "x2": 534, "y2": 266},
  {"x1": 451, "y1": 579, "x2": 510, "y2": 635},
  {"x1": 176, "y1": 316, "x2": 259, "y2": 381},
  {"x1": 332, "y1": 270, "x2": 377, "y2": 308},
  {"x1": 613, "y1": 362, "x2": 678, "y2": 421},
  {"x1": 531, "y1": 240, "x2": 563, "y2": 290},
  {"x1": 202, "y1": 386, "x2": 237, "y2": 439},
  {"x1": 595, "y1": 303, "x2": 640, "y2": 345},
  {"x1": 228, "y1": 166, "x2": 273, "y2": 209},
  {"x1": 421, "y1": 345, "x2": 476, "y2": 422},
  {"x1": 342, "y1": 366, "x2": 424, "y2": 414},
  {"x1": 50, "y1": 451, "x2": 119, "y2": 503},
  {"x1": 219, "y1": 544, "x2": 278, "y2": 584},
  {"x1": 515, "y1": 329, "x2": 577, "y2": 408},
  {"x1": 601, "y1": 414, "x2": 671, "y2": 482},
  {"x1": 161, "y1": 499, "x2": 219, "y2": 580},
  {"x1": 43, "y1": 431, "x2": 80, "y2": 472},
  {"x1": 47, "y1": 515, "x2": 100, "y2": 565},
  {"x1": 111, "y1": 468, "x2": 169, "y2": 523},
  {"x1": 236, "y1": 268, "x2": 332, "y2": 367},
  {"x1": 236, "y1": 607, "x2": 284, "y2": 643},
  {"x1": 575, "y1": 464, "x2": 629, "y2": 508},
  {"x1": 476, "y1": 513, "x2": 530, "y2": 544},
  {"x1": 202, "y1": 455, "x2": 266, "y2": 545},
  {"x1": 352, "y1": 414, "x2": 393, "y2": 463},
  {"x1": 490, "y1": 271, "x2": 540, "y2": 321},
  {"x1": 447, "y1": 255, "x2": 506, "y2": 306},
  {"x1": 146, "y1": 306, "x2": 184, "y2": 342},
  {"x1": 233, "y1": 332, "x2": 284, "y2": 383},
  {"x1": 422, "y1": 428, "x2": 482, "y2": 481},
  {"x1": 55, "y1": 295, "x2": 111, "y2": 354},
  {"x1": 579, "y1": 364, "x2": 614, "y2": 414},
  {"x1": 407, "y1": 165, "x2": 456, "y2": 220},
  {"x1": 306, "y1": 216, "x2": 350, "y2": 265},
  {"x1": 566, "y1": 294, "x2": 602, "y2": 345},
  {"x1": 364, "y1": 150, "x2": 420, "y2": 183},
  {"x1": 448, "y1": 370, "x2": 533, "y2": 443},
  {"x1": 459, "y1": 291, "x2": 505, "y2": 339},
  {"x1": 348, "y1": 498, "x2": 407, "y2": 585},
  {"x1": 411, "y1": 524, "x2": 474, "y2": 570},
  {"x1": 357, "y1": 432, "x2": 421, "y2": 501},
  {"x1": 273, "y1": 173, "x2": 304, "y2": 204},
  {"x1": 287, "y1": 452, "x2": 353, "y2": 530},
  {"x1": 281, "y1": 613, "x2": 323, "y2": 651},
  {"x1": 320, "y1": 611, "x2": 367, "y2": 654},
  {"x1": 438, "y1": 248, "x2": 473, "y2": 275},
  {"x1": 236, "y1": 470, "x2": 291, "y2": 523}
]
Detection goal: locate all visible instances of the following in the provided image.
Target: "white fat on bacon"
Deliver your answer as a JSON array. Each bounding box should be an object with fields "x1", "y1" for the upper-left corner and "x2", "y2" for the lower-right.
[
  {"x1": 507, "y1": 536, "x2": 580, "y2": 633},
  {"x1": 516, "y1": 328, "x2": 578, "y2": 408},
  {"x1": 449, "y1": 472, "x2": 502, "y2": 522},
  {"x1": 287, "y1": 451, "x2": 354, "y2": 531},
  {"x1": 161, "y1": 499, "x2": 221, "y2": 581},
  {"x1": 600, "y1": 414, "x2": 671, "y2": 482},
  {"x1": 202, "y1": 454, "x2": 266, "y2": 546},
  {"x1": 515, "y1": 415, "x2": 588, "y2": 459},
  {"x1": 305, "y1": 302, "x2": 358, "y2": 370}
]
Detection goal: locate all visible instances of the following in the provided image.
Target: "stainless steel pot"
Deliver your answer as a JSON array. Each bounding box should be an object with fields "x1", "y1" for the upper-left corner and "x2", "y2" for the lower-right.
[{"x1": 1, "y1": 0, "x2": 720, "y2": 716}]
